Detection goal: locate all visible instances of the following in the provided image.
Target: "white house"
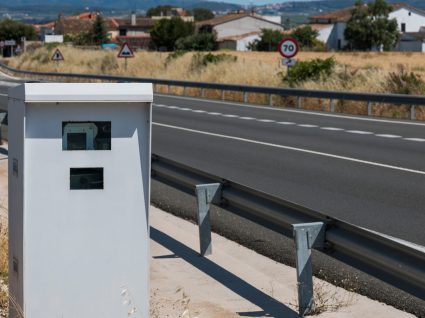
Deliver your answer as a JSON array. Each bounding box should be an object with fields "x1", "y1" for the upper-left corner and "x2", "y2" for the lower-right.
[
  {"x1": 309, "y1": 3, "x2": 425, "y2": 51},
  {"x1": 197, "y1": 13, "x2": 284, "y2": 51},
  {"x1": 8, "y1": 83, "x2": 153, "y2": 318},
  {"x1": 218, "y1": 31, "x2": 260, "y2": 51}
]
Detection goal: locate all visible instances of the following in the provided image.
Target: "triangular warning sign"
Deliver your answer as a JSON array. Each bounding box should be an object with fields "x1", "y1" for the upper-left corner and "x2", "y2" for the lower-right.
[
  {"x1": 117, "y1": 43, "x2": 134, "y2": 58},
  {"x1": 51, "y1": 48, "x2": 64, "y2": 61}
]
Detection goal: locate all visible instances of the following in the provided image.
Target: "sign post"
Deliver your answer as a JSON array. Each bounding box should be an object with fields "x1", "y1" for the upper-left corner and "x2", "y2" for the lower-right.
[
  {"x1": 278, "y1": 38, "x2": 300, "y2": 77},
  {"x1": 51, "y1": 48, "x2": 64, "y2": 69},
  {"x1": 117, "y1": 42, "x2": 135, "y2": 71}
]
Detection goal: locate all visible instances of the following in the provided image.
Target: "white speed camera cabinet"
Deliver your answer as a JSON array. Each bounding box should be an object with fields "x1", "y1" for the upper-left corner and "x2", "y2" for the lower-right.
[{"x1": 8, "y1": 83, "x2": 152, "y2": 318}]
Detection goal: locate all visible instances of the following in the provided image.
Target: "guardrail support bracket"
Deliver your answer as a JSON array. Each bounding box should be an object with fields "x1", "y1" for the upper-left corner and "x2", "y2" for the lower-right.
[
  {"x1": 195, "y1": 183, "x2": 222, "y2": 256},
  {"x1": 293, "y1": 222, "x2": 325, "y2": 317},
  {"x1": 411, "y1": 105, "x2": 416, "y2": 120}
]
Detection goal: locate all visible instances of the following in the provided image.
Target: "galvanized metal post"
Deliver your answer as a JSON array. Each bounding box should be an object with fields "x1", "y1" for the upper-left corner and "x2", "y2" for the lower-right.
[
  {"x1": 411, "y1": 105, "x2": 416, "y2": 120},
  {"x1": 330, "y1": 99, "x2": 335, "y2": 112},
  {"x1": 183, "y1": 86, "x2": 187, "y2": 96},
  {"x1": 201, "y1": 88, "x2": 205, "y2": 98},
  {"x1": 221, "y1": 90, "x2": 225, "y2": 101},
  {"x1": 269, "y1": 94, "x2": 273, "y2": 106},
  {"x1": 243, "y1": 92, "x2": 248, "y2": 104},
  {"x1": 293, "y1": 222, "x2": 325, "y2": 317},
  {"x1": 167, "y1": 85, "x2": 171, "y2": 95},
  {"x1": 367, "y1": 101, "x2": 372, "y2": 116},
  {"x1": 297, "y1": 96, "x2": 302, "y2": 109},
  {"x1": 195, "y1": 183, "x2": 222, "y2": 256}
]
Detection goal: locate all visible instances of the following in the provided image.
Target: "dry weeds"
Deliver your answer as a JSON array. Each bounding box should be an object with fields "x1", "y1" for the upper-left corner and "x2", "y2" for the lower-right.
[
  {"x1": 0, "y1": 203, "x2": 8, "y2": 318},
  {"x1": 7, "y1": 47, "x2": 425, "y2": 120},
  {"x1": 291, "y1": 277, "x2": 355, "y2": 316}
]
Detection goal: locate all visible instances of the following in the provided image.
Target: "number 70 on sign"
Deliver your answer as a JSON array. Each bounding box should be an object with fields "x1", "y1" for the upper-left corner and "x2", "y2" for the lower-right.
[{"x1": 278, "y1": 38, "x2": 300, "y2": 59}]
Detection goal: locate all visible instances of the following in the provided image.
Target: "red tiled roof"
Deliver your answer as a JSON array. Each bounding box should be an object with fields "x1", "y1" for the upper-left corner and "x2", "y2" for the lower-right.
[
  {"x1": 197, "y1": 13, "x2": 282, "y2": 28},
  {"x1": 310, "y1": 3, "x2": 425, "y2": 23}
]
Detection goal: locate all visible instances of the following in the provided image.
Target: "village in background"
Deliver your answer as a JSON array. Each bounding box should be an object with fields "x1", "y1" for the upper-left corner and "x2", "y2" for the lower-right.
[{"x1": 2, "y1": 1, "x2": 425, "y2": 57}]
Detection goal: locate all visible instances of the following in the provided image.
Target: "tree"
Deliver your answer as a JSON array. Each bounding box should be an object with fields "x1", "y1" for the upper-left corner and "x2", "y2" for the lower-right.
[
  {"x1": 175, "y1": 32, "x2": 217, "y2": 51},
  {"x1": 345, "y1": 0, "x2": 399, "y2": 51},
  {"x1": 291, "y1": 25, "x2": 319, "y2": 48},
  {"x1": 192, "y1": 8, "x2": 214, "y2": 22},
  {"x1": 92, "y1": 14, "x2": 109, "y2": 45},
  {"x1": 147, "y1": 5, "x2": 173, "y2": 17},
  {"x1": 150, "y1": 17, "x2": 194, "y2": 51},
  {"x1": 248, "y1": 29, "x2": 284, "y2": 51},
  {"x1": 0, "y1": 19, "x2": 37, "y2": 42}
]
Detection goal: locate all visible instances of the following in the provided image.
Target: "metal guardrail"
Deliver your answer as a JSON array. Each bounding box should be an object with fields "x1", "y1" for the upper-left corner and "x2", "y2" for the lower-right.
[
  {"x1": 0, "y1": 62, "x2": 424, "y2": 120},
  {"x1": 151, "y1": 154, "x2": 425, "y2": 303}
]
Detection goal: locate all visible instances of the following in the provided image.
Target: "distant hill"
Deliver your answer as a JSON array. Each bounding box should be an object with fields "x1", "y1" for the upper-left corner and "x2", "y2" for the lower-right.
[
  {"x1": 281, "y1": 0, "x2": 425, "y2": 15},
  {"x1": 0, "y1": 0, "x2": 242, "y2": 11}
]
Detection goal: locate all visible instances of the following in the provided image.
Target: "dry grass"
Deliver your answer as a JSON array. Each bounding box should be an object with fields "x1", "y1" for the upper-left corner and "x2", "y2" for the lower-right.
[
  {"x1": 0, "y1": 203, "x2": 8, "y2": 318},
  {"x1": 291, "y1": 277, "x2": 355, "y2": 316},
  {"x1": 7, "y1": 47, "x2": 425, "y2": 120}
]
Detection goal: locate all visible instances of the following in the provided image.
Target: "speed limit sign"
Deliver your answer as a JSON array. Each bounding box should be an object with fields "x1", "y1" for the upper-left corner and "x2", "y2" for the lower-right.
[{"x1": 278, "y1": 38, "x2": 299, "y2": 59}]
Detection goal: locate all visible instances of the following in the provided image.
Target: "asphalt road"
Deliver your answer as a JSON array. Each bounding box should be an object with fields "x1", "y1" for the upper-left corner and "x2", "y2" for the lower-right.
[
  {"x1": 152, "y1": 94, "x2": 425, "y2": 246},
  {"x1": 1, "y1": 78, "x2": 424, "y2": 313}
]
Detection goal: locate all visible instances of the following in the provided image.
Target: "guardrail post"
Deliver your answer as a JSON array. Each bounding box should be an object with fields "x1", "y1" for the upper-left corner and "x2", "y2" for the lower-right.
[
  {"x1": 153, "y1": 84, "x2": 157, "y2": 93},
  {"x1": 195, "y1": 183, "x2": 222, "y2": 256},
  {"x1": 243, "y1": 92, "x2": 248, "y2": 104},
  {"x1": 183, "y1": 86, "x2": 187, "y2": 96},
  {"x1": 293, "y1": 222, "x2": 325, "y2": 317},
  {"x1": 167, "y1": 85, "x2": 171, "y2": 95},
  {"x1": 269, "y1": 94, "x2": 273, "y2": 106},
  {"x1": 297, "y1": 97, "x2": 302, "y2": 109},
  {"x1": 221, "y1": 90, "x2": 225, "y2": 101},
  {"x1": 201, "y1": 88, "x2": 205, "y2": 98},
  {"x1": 367, "y1": 101, "x2": 372, "y2": 116},
  {"x1": 330, "y1": 99, "x2": 335, "y2": 112},
  {"x1": 411, "y1": 105, "x2": 416, "y2": 120}
]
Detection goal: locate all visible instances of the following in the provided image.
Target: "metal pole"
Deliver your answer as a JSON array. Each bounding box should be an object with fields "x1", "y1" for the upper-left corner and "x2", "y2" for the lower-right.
[
  {"x1": 330, "y1": 99, "x2": 335, "y2": 112},
  {"x1": 124, "y1": 57, "x2": 128, "y2": 71},
  {"x1": 183, "y1": 86, "x2": 187, "y2": 96},
  {"x1": 221, "y1": 90, "x2": 225, "y2": 101},
  {"x1": 269, "y1": 94, "x2": 273, "y2": 106},
  {"x1": 367, "y1": 101, "x2": 372, "y2": 116},
  {"x1": 297, "y1": 96, "x2": 302, "y2": 109},
  {"x1": 201, "y1": 88, "x2": 205, "y2": 98},
  {"x1": 243, "y1": 92, "x2": 248, "y2": 104},
  {"x1": 293, "y1": 222, "x2": 325, "y2": 317},
  {"x1": 168, "y1": 85, "x2": 171, "y2": 95},
  {"x1": 195, "y1": 184, "x2": 222, "y2": 256},
  {"x1": 411, "y1": 105, "x2": 416, "y2": 120}
]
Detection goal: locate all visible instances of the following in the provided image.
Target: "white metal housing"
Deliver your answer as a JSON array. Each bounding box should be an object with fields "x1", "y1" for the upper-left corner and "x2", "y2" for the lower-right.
[{"x1": 8, "y1": 83, "x2": 152, "y2": 318}]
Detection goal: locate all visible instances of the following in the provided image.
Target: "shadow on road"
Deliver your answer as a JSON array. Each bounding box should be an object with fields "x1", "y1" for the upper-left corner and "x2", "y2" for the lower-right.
[{"x1": 150, "y1": 226, "x2": 299, "y2": 318}]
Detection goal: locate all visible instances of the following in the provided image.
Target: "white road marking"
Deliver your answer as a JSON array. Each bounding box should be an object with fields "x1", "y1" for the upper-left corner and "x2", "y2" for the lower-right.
[
  {"x1": 153, "y1": 123, "x2": 425, "y2": 176},
  {"x1": 375, "y1": 134, "x2": 401, "y2": 139},
  {"x1": 155, "y1": 94, "x2": 425, "y2": 127},
  {"x1": 404, "y1": 138, "x2": 425, "y2": 142},
  {"x1": 298, "y1": 124, "x2": 318, "y2": 128},
  {"x1": 257, "y1": 119, "x2": 275, "y2": 123},
  {"x1": 346, "y1": 130, "x2": 374, "y2": 135},
  {"x1": 240, "y1": 117, "x2": 255, "y2": 120},
  {"x1": 277, "y1": 122, "x2": 296, "y2": 125},
  {"x1": 321, "y1": 127, "x2": 344, "y2": 131},
  {"x1": 153, "y1": 103, "x2": 425, "y2": 143}
]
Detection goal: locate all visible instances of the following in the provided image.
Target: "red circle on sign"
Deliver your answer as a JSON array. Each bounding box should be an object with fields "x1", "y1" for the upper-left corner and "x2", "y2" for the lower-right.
[{"x1": 278, "y1": 38, "x2": 299, "y2": 59}]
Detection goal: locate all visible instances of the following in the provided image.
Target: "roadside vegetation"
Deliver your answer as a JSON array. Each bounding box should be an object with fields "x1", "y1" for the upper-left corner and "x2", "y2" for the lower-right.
[
  {"x1": 5, "y1": 47, "x2": 425, "y2": 120},
  {"x1": 0, "y1": 203, "x2": 8, "y2": 317}
]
